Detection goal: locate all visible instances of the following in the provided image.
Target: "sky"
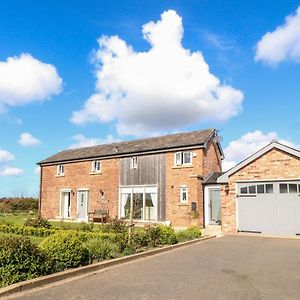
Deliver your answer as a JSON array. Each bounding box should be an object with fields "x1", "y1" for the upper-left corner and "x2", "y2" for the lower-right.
[{"x1": 1, "y1": 0, "x2": 300, "y2": 197}]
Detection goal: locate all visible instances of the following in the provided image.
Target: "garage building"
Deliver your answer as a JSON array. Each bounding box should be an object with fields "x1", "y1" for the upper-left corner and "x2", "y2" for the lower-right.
[{"x1": 217, "y1": 141, "x2": 300, "y2": 237}]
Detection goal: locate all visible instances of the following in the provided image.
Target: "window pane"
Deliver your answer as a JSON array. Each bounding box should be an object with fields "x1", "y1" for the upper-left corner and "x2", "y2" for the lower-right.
[
  {"x1": 121, "y1": 193, "x2": 131, "y2": 219},
  {"x1": 240, "y1": 187, "x2": 247, "y2": 194},
  {"x1": 180, "y1": 187, "x2": 188, "y2": 202},
  {"x1": 280, "y1": 184, "x2": 288, "y2": 193},
  {"x1": 183, "y1": 152, "x2": 191, "y2": 164},
  {"x1": 145, "y1": 192, "x2": 157, "y2": 221},
  {"x1": 289, "y1": 184, "x2": 297, "y2": 193},
  {"x1": 257, "y1": 184, "x2": 265, "y2": 194},
  {"x1": 266, "y1": 184, "x2": 273, "y2": 193},
  {"x1": 248, "y1": 185, "x2": 256, "y2": 194},
  {"x1": 175, "y1": 152, "x2": 182, "y2": 165},
  {"x1": 132, "y1": 193, "x2": 143, "y2": 219}
]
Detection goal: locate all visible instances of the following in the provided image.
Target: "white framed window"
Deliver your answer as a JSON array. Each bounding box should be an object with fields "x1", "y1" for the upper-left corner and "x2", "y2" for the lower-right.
[
  {"x1": 174, "y1": 151, "x2": 192, "y2": 166},
  {"x1": 130, "y1": 156, "x2": 138, "y2": 169},
  {"x1": 120, "y1": 186, "x2": 157, "y2": 221},
  {"x1": 180, "y1": 185, "x2": 188, "y2": 203},
  {"x1": 56, "y1": 164, "x2": 64, "y2": 175},
  {"x1": 91, "y1": 160, "x2": 101, "y2": 173}
]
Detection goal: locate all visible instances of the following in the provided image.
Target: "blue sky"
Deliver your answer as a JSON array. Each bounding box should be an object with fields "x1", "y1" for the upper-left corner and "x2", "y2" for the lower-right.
[{"x1": 1, "y1": 0, "x2": 300, "y2": 197}]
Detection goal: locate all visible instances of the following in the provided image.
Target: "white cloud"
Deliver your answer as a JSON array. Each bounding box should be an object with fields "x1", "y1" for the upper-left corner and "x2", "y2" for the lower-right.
[
  {"x1": 0, "y1": 166, "x2": 23, "y2": 177},
  {"x1": 71, "y1": 10, "x2": 243, "y2": 136},
  {"x1": 222, "y1": 130, "x2": 298, "y2": 171},
  {"x1": 18, "y1": 132, "x2": 41, "y2": 146},
  {"x1": 0, "y1": 53, "x2": 62, "y2": 111},
  {"x1": 69, "y1": 134, "x2": 121, "y2": 149},
  {"x1": 0, "y1": 149, "x2": 23, "y2": 176},
  {"x1": 0, "y1": 149, "x2": 14, "y2": 162},
  {"x1": 255, "y1": 6, "x2": 300, "y2": 65},
  {"x1": 34, "y1": 166, "x2": 40, "y2": 175}
]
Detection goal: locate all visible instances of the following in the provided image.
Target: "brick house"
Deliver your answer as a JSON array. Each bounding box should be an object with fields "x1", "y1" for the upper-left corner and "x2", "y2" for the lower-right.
[
  {"x1": 38, "y1": 129, "x2": 223, "y2": 227},
  {"x1": 217, "y1": 141, "x2": 300, "y2": 237}
]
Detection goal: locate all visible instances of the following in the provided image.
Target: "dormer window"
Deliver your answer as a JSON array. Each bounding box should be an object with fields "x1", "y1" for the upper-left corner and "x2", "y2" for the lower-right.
[
  {"x1": 174, "y1": 151, "x2": 192, "y2": 166},
  {"x1": 56, "y1": 164, "x2": 64, "y2": 176},
  {"x1": 91, "y1": 160, "x2": 101, "y2": 173},
  {"x1": 130, "y1": 157, "x2": 138, "y2": 169}
]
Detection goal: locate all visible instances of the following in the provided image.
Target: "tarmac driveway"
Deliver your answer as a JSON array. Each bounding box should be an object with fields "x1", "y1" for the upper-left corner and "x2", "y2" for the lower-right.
[{"x1": 10, "y1": 235, "x2": 300, "y2": 300}]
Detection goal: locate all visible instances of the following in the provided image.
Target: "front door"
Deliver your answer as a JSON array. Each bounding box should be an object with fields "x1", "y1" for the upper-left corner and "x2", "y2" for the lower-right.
[
  {"x1": 61, "y1": 191, "x2": 71, "y2": 218},
  {"x1": 77, "y1": 190, "x2": 88, "y2": 221},
  {"x1": 209, "y1": 189, "x2": 221, "y2": 224}
]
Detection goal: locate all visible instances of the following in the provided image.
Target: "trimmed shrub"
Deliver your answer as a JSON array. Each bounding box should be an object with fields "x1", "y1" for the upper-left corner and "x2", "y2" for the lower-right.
[
  {"x1": 146, "y1": 225, "x2": 178, "y2": 246},
  {"x1": 176, "y1": 226, "x2": 202, "y2": 242},
  {"x1": 39, "y1": 232, "x2": 88, "y2": 272},
  {"x1": 0, "y1": 223, "x2": 57, "y2": 237},
  {"x1": 25, "y1": 216, "x2": 52, "y2": 229},
  {"x1": 0, "y1": 236, "x2": 51, "y2": 287},
  {"x1": 85, "y1": 239, "x2": 120, "y2": 262}
]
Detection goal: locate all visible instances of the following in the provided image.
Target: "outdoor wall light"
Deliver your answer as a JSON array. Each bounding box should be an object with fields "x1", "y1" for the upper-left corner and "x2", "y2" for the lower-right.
[
  {"x1": 100, "y1": 190, "x2": 105, "y2": 198},
  {"x1": 225, "y1": 184, "x2": 229, "y2": 194}
]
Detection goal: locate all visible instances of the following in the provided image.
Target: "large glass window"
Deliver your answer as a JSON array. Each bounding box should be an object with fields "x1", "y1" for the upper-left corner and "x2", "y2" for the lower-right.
[{"x1": 120, "y1": 186, "x2": 157, "y2": 221}]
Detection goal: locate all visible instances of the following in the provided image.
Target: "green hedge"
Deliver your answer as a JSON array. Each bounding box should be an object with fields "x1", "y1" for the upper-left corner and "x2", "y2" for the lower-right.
[
  {"x1": 0, "y1": 198, "x2": 38, "y2": 213},
  {"x1": 176, "y1": 226, "x2": 202, "y2": 242},
  {"x1": 40, "y1": 232, "x2": 88, "y2": 272},
  {"x1": 0, "y1": 224, "x2": 57, "y2": 237},
  {"x1": 0, "y1": 236, "x2": 51, "y2": 287}
]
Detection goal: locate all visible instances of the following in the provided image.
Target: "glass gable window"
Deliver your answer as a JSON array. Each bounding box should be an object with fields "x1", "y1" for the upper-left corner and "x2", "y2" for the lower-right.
[{"x1": 120, "y1": 186, "x2": 157, "y2": 221}]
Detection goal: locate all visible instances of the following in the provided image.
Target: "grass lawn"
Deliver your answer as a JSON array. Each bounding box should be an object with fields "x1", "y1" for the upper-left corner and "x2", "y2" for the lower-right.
[
  {"x1": 0, "y1": 232, "x2": 45, "y2": 245},
  {"x1": 0, "y1": 213, "x2": 34, "y2": 225}
]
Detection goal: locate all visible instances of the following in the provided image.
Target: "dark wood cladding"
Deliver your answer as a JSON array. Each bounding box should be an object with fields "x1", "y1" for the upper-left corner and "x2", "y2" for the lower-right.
[{"x1": 120, "y1": 154, "x2": 166, "y2": 221}]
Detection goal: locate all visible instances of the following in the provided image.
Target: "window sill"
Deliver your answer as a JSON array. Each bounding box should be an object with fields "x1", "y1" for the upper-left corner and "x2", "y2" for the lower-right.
[
  {"x1": 55, "y1": 174, "x2": 65, "y2": 178},
  {"x1": 178, "y1": 203, "x2": 189, "y2": 206},
  {"x1": 172, "y1": 165, "x2": 193, "y2": 169},
  {"x1": 89, "y1": 172, "x2": 102, "y2": 175}
]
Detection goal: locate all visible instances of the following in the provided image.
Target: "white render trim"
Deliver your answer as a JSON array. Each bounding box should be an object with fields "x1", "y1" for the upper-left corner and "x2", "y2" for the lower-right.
[
  {"x1": 77, "y1": 188, "x2": 90, "y2": 191},
  {"x1": 204, "y1": 185, "x2": 221, "y2": 226},
  {"x1": 218, "y1": 141, "x2": 300, "y2": 183}
]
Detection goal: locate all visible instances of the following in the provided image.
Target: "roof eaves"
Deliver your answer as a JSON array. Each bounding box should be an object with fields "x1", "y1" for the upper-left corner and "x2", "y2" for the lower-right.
[{"x1": 38, "y1": 142, "x2": 208, "y2": 166}]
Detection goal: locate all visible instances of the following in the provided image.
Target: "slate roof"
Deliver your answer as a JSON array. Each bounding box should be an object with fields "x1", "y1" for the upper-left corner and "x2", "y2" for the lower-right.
[
  {"x1": 39, "y1": 128, "x2": 216, "y2": 165},
  {"x1": 203, "y1": 172, "x2": 224, "y2": 185}
]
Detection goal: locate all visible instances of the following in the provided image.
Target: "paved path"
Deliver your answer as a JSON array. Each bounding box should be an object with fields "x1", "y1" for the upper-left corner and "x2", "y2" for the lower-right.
[{"x1": 11, "y1": 236, "x2": 300, "y2": 300}]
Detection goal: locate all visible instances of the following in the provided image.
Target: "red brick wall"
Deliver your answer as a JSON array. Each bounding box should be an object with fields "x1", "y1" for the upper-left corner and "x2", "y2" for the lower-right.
[
  {"x1": 165, "y1": 141, "x2": 222, "y2": 227},
  {"x1": 40, "y1": 159, "x2": 119, "y2": 220},
  {"x1": 222, "y1": 148, "x2": 300, "y2": 234}
]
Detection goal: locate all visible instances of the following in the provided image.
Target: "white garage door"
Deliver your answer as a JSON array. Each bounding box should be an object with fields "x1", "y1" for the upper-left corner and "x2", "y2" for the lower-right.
[{"x1": 237, "y1": 181, "x2": 300, "y2": 236}]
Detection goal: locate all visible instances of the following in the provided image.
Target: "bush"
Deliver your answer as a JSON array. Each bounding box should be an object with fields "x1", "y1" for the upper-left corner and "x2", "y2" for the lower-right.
[
  {"x1": 132, "y1": 230, "x2": 151, "y2": 248},
  {"x1": 176, "y1": 226, "x2": 202, "y2": 242},
  {"x1": 85, "y1": 239, "x2": 120, "y2": 262},
  {"x1": 146, "y1": 225, "x2": 178, "y2": 246},
  {"x1": 77, "y1": 222, "x2": 94, "y2": 232},
  {"x1": 101, "y1": 217, "x2": 127, "y2": 234},
  {"x1": 0, "y1": 223, "x2": 57, "y2": 237},
  {"x1": 0, "y1": 236, "x2": 51, "y2": 287},
  {"x1": 39, "y1": 232, "x2": 88, "y2": 272},
  {"x1": 0, "y1": 198, "x2": 38, "y2": 213},
  {"x1": 25, "y1": 216, "x2": 52, "y2": 229}
]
